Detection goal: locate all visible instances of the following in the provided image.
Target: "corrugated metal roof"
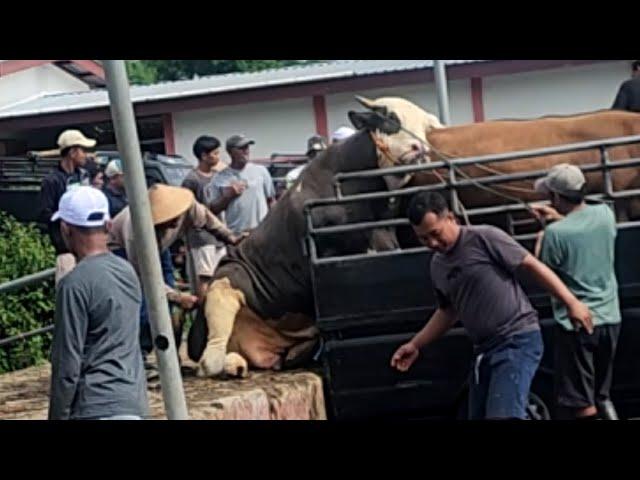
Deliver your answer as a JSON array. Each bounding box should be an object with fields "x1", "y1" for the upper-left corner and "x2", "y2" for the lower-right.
[{"x1": 0, "y1": 60, "x2": 487, "y2": 120}]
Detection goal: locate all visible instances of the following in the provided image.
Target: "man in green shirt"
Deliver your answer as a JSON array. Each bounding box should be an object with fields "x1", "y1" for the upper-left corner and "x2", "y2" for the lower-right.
[{"x1": 534, "y1": 163, "x2": 621, "y2": 420}]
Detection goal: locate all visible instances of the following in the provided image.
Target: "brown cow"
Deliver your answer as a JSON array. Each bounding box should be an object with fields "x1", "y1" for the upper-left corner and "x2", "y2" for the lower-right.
[{"x1": 403, "y1": 109, "x2": 640, "y2": 220}]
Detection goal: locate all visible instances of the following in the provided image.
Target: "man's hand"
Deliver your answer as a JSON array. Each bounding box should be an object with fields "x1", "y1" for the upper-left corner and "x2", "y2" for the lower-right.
[
  {"x1": 391, "y1": 342, "x2": 419, "y2": 372},
  {"x1": 228, "y1": 232, "x2": 249, "y2": 246},
  {"x1": 531, "y1": 204, "x2": 563, "y2": 222},
  {"x1": 178, "y1": 293, "x2": 199, "y2": 311},
  {"x1": 568, "y1": 300, "x2": 594, "y2": 334},
  {"x1": 223, "y1": 181, "x2": 247, "y2": 199}
]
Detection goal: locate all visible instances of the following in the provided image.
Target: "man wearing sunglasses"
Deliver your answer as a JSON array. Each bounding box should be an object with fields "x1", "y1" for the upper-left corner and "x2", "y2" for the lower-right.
[{"x1": 207, "y1": 134, "x2": 275, "y2": 235}]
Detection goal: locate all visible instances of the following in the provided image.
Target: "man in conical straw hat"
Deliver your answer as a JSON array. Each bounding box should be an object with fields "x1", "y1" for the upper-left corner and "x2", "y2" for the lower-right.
[{"x1": 109, "y1": 184, "x2": 244, "y2": 311}]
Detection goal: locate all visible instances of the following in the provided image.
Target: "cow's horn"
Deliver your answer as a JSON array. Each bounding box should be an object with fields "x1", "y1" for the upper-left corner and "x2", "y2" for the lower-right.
[{"x1": 355, "y1": 95, "x2": 377, "y2": 110}]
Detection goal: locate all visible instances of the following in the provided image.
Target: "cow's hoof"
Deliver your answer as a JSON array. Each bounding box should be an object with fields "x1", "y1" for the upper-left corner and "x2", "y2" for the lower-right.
[
  {"x1": 197, "y1": 346, "x2": 225, "y2": 378},
  {"x1": 224, "y1": 352, "x2": 249, "y2": 379}
]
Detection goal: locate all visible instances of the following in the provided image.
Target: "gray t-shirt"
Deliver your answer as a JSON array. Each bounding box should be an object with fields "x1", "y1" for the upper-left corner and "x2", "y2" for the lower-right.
[
  {"x1": 206, "y1": 162, "x2": 275, "y2": 234},
  {"x1": 49, "y1": 252, "x2": 148, "y2": 420},
  {"x1": 182, "y1": 167, "x2": 223, "y2": 248},
  {"x1": 430, "y1": 225, "x2": 539, "y2": 352}
]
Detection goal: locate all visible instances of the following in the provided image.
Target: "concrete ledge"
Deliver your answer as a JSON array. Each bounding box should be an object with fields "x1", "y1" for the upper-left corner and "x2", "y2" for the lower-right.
[{"x1": 0, "y1": 363, "x2": 327, "y2": 420}]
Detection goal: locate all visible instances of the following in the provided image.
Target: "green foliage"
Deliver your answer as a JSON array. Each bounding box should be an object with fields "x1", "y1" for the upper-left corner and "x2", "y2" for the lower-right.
[
  {"x1": 0, "y1": 212, "x2": 56, "y2": 373},
  {"x1": 126, "y1": 60, "x2": 323, "y2": 85}
]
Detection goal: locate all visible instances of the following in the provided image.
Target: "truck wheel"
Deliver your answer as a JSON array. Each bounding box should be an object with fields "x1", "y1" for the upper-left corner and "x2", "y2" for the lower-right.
[{"x1": 525, "y1": 392, "x2": 551, "y2": 420}]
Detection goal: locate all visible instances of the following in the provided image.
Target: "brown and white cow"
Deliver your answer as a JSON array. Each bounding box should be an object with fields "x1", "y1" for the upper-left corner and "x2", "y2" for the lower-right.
[{"x1": 410, "y1": 109, "x2": 640, "y2": 219}]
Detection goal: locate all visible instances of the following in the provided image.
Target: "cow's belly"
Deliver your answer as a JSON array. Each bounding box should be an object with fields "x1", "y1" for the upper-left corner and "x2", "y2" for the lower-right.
[{"x1": 227, "y1": 307, "x2": 317, "y2": 370}]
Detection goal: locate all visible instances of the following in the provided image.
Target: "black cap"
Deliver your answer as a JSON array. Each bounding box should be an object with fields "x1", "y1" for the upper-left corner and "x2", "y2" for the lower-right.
[
  {"x1": 226, "y1": 134, "x2": 255, "y2": 150},
  {"x1": 306, "y1": 135, "x2": 327, "y2": 155}
]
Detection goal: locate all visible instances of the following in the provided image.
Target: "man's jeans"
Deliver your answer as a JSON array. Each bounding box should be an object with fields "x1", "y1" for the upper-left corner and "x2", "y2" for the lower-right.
[
  {"x1": 113, "y1": 248, "x2": 175, "y2": 355},
  {"x1": 469, "y1": 329, "x2": 544, "y2": 419}
]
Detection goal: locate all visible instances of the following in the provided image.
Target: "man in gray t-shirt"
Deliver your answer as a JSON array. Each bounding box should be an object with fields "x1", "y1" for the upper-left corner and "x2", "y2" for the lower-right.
[
  {"x1": 206, "y1": 134, "x2": 275, "y2": 235},
  {"x1": 49, "y1": 186, "x2": 148, "y2": 420},
  {"x1": 391, "y1": 192, "x2": 593, "y2": 419}
]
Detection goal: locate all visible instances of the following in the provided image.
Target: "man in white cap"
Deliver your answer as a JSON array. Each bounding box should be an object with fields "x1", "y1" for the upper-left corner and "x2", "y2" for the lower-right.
[
  {"x1": 533, "y1": 163, "x2": 621, "y2": 420},
  {"x1": 103, "y1": 158, "x2": 128, "y2": 218},
  {"x1": 331, "y1": 126, "x2": 356, "y2": 144},
  {"x1": 39, "y1": 129, "x2": 96, "y2": 283},
  {"x1": 48, "y1": 186, "x2": 148, "y2": 420}
]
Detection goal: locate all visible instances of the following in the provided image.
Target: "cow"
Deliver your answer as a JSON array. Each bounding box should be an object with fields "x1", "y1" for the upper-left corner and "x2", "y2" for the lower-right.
[
  {"x1": 187, "y1": 97, "x2": 442, "y2": 378},
  {"x1": 411, "y1": 109, "x2": 640, "y2": 220}
]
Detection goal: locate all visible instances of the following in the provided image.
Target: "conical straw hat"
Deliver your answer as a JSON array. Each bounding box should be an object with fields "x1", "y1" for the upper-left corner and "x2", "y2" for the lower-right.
[{"x1": 148, "y1": 184, "x2": 194, "y2": 225}]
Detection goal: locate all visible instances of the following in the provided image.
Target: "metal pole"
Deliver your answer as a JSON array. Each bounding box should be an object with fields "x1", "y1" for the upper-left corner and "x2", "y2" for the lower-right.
[
  {"x1": 433, "y1": 60, "x2": 451, "y2": 126},
  {"x1": 102, "y1": 60, "x2": 189, "y2": 420}
]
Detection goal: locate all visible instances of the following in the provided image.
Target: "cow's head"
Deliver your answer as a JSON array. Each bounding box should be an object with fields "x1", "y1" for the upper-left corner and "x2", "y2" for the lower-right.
[{"x1": 348, "y1": 96, "x2": 443, "y2": 172}]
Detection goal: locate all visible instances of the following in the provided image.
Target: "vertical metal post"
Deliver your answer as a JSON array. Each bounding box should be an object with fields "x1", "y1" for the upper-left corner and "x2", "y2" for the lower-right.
[
  {"x1": 433, "y1": 60, "x2": 452, "y2": 126},
  {"x1": 103, "y1": 60, "x2": 189, "y2": 420},
  {"x1": 600, "y1": 146, "x2": 615, "y2": 197}
]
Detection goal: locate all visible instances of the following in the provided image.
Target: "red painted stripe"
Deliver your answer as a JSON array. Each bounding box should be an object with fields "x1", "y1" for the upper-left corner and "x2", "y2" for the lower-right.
[
  {"x1": 69, "y1": 60, "x2": 105, "y2": 79},
  {"x1": 162, "y1": 113, "x2": 176, "y2": 155},
  {"x1": 0, "y1": 60, "x2": 54, "y2": 76},
  {"x1": 312, "y1": 95, "x2": 328, "y2": 138},
  {"x1": 471, "y1": 77, "x2": 485, "y2": 122}
]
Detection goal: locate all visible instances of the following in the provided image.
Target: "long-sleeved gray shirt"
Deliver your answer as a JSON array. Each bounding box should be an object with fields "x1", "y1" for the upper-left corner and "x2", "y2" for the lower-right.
[{"x1": 49, "y1": 252, "x2": 148, "y2": 420}]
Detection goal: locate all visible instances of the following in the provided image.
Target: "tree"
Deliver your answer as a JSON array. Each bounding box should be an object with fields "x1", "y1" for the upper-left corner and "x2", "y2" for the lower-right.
[{"x1": 126, "y1": 60, "x2": 322, "y2": 85}]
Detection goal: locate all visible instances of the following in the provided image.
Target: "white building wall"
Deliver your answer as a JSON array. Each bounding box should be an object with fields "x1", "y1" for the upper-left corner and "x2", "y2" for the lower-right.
[
  {"x1": 172, "y1": 97, "x2": 317, "y2": 162},
  {"x1": 483, "y1": 61, "x2": 630, "y2": 120},
  {"x1": 152, "y1": 61, "x2": 638, "y2": 160},
  {"x1": 0, "y1": 64, "x2": 89, "y2": 109},
  {"x1": 325, "y1": 78, "x2": 475, "y2": 133}
]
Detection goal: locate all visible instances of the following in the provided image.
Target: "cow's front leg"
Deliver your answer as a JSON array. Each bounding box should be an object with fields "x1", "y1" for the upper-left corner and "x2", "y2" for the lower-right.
[{"x1": 198, "y1": 277, "x2": 249, "y2": 378}]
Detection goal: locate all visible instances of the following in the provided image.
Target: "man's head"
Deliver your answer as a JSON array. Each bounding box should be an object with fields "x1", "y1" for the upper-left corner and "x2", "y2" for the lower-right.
[
  {"x1": 330, "y1": 126, "x2": 356, "y2": 144},
  {"x1": 105, "y1": 159, "x2": 125, "y2": 189},
  {"x1": 633, "y1": 60, "x2": 640, "y2": 78},
  {"x1": 306, "y1": 135, "x2": 328, "y2": 158},
  {"x1": 534, "y1": 163, "x2": 586, "y2": 214},
  {"x1": 85, "y1": 159, "x2": 104, "y2": 189},
  {"x1": 407, "y1": 191, "x2": 460, "y2": 253},
  {"x1": 52, "y1": 186, "x2": 111, "y2": 256},
  {"x1": 226, "y1": 134, "x2": 255, "y2": 169},
  {"x1": 193, "y1": 135, "x2": 222, "y2": 168},
  {"x1": 57, "y1": 129, "x2": 96, "y2": 168},
  {"x1": 148, "y1": 184, "x2": 195, "y2": 235}
]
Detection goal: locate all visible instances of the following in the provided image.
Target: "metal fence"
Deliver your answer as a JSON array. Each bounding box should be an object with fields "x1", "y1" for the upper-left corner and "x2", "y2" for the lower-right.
[
  {"x1": 304, "y1": 133, "x2": 640, "y2": 264},
  {"x1": 0, "y1": 267, "x2": 55, "y2": 348}
]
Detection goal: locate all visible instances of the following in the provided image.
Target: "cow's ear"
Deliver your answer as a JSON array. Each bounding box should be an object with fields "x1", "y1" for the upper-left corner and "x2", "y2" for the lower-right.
[{"x1": 348, "y1": 111, "x2": 378, "y2": 131}]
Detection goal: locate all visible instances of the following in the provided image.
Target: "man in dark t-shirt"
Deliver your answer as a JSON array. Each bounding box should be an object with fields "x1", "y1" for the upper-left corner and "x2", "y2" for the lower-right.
[
  {"x1": 391, "y1": 192, "x2": 593, "y2": 419},
  {"x1": 612, "y1": 60, "x2": 640, "y2": 112}
]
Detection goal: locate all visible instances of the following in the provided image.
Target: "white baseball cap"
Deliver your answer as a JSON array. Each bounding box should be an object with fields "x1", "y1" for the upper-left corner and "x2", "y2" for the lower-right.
[
  {"x1": 331, "y1": 126, "x2": 356, "y2": 142},
  {"x1": 51, "y1": 186, "x2": 110, "y2": 227},
  {"x1": 105, "y1": 159, "x2": 124, "y2": 178},
  {"x1": 57, "y1": 129, "x2": 97, "y2": 150},
  {"x1": 534, "y1": 163, "x2": 586, "y2": 197}
]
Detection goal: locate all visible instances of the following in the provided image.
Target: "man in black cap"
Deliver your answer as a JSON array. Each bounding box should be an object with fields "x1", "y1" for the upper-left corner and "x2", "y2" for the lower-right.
[
  {"x1": 612, "y1": 60, "x2": 640, "y2": 112},
  {"x1": 285, "y1": 135, "x2": 328, "y2": 189},
  {"x1": 207, "y1": 134, "x2": 275, "y2": 235}
]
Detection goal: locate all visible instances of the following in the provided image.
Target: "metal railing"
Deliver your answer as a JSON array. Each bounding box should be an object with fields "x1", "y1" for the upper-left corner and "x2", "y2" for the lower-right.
[
  {"x1": 0, "y1": 267, "x2": 55, "y2": 348},
  {"x1": 304, "y1": 133, "x2": 640, "y2": 264}
]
